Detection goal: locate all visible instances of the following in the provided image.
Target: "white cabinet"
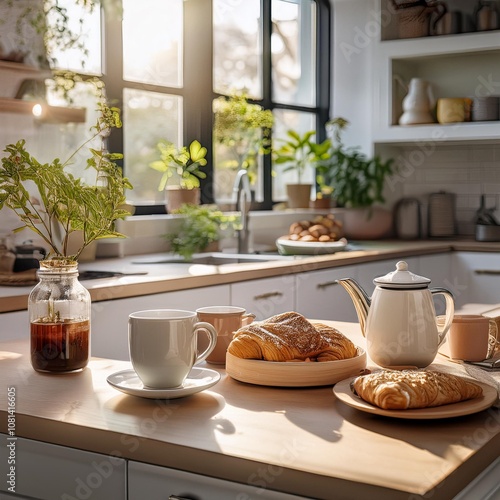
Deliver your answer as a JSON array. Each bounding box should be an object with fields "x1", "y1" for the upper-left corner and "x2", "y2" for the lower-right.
[
  {"x1": 452, "y1": 252, "x2": 500, "y2": 309},
  {"x1": 0, "y1": 310, "x2": 28, "y2": 341},
  {"x1": 231, "y1": 275, "x2": 296, "y2": 320},
  {"x1": 128, "y1": 460, "x2": 308, "y2": 500},
  {"x1": 0, "y1": 435, "x2": 126, "y2": 500},
  {"x1": 372, "y1": 1, "x2": 500, "y2": 145},
  {"x1": 295, "y1": 265, "x2": 359, "y2": 322},
  {"x1": 91, "y1": 285, "x2": 230, "y2": 360}
]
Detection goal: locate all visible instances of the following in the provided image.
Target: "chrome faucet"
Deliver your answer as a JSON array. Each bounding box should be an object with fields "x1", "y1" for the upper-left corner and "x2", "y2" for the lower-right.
[{"x1": 233, "y1": 169, "x2": 252, "y2": 254}]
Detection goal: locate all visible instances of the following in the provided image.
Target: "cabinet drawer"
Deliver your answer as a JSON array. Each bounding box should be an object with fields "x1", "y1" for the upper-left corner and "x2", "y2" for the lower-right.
[
  {"x1": 0, "y1": 310, "x2": 28, "y2": 341},
  {"x1": 128, "y1": 460, "x2": 309, "y2": 500},
  {"x1": 453, "y1": 252, "x2": 500, "y2": 309},
  {"x1": 0, "y1": 435, "x2": 126, "y2": 500},
  {"x1": 295, "y1": 265, "x2": 358, "y2": 322},
  {"x1": 231, "y1": 276, "x2": 296, "y2": 320}
]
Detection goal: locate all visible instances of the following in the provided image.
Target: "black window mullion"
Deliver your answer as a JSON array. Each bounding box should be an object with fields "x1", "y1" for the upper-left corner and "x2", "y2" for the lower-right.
[
  {"x1": 184, "y1": 0, "x2": 215, "y2": 204},
  {"x1": 316, "y1": 0, "x2": 331, "y2": 141},
  {"x1": 261, "y1": 0, "x2": 274, "y2": 209}
]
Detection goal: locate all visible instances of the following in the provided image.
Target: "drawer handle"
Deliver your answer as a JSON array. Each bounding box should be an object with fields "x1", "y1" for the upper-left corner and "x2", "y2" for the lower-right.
[
  {"x1": 169, "y1": 496, "x2": 196, "y2": 500},
  {"x1": 474, "y1": 269, "x2": 500, "y2": 275},
  {"x1": 317, "y1": 281, "x2": 339, "y2": 290},
  {"x1": 253, "y1": 291, "x2": 283, "y2": 300}
]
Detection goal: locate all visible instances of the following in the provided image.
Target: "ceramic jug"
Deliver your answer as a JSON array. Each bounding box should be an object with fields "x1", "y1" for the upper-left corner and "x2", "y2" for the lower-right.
[
  {"x1": 399, "y1": 78, "x2": 435, "y2": 125},
  {"x1": 337, "y1": 261, "x2": 455, "y2": 369},
  {"x1": 475, "y1": 0, "x2": 499, "y2": 30}
]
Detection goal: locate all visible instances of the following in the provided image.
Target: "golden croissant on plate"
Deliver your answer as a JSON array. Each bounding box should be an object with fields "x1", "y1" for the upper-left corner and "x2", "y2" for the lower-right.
[
  {"x1": 227, "y1": 311, "x2": 357, "y2": 362},
  {"x1": 352, "y1": 370, "x2": 483, "y2": 410}
]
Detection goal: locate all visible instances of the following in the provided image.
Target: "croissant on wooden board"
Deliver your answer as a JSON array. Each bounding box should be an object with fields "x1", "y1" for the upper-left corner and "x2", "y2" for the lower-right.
[
  {"x1": 227, "y1": 311, "x2": 358, "y2": 362},
  {"x1": 352, "y1": 370, "x2": 483, "y2": 410}
]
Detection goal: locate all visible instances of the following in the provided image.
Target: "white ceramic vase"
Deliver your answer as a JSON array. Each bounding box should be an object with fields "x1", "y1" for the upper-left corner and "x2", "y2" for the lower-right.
[{"x1": 399, "y1": 78, "x2": 435, "y2": 125}]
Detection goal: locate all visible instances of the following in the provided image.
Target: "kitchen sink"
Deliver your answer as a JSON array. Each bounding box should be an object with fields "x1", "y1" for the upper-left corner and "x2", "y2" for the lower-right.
[{"x1": 189, "y1": 252, "x2": 297, "y2": 265}]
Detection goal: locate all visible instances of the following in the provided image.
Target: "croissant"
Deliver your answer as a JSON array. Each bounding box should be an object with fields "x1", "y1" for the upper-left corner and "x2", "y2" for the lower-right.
[
  {"x1": 228, "y1": 311, "x2": 357, "y2": 362},
  {"x1": 352, "y1": 370, "x2": 483, "y2": 410}
]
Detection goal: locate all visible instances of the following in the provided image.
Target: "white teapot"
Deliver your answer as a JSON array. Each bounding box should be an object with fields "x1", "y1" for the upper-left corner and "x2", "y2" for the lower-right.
[{"x1": 337, "y1": 261, "x2": 454, "y2": 369}]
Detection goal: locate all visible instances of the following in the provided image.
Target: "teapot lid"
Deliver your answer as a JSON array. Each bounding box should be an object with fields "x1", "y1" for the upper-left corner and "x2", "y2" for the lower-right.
[{"x1": 374, "y1": 260, "x2": 431, "y2": 289}]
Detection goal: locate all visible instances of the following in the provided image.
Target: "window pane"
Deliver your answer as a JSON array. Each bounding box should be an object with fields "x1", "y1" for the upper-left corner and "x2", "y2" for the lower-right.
[
  {"x1": 123, "y1": 89, "x2": 182, "y2": 204},
  {"x1": 213, "y1": 0, "x2": 262, "y2": 98},
  {"x1": 46, "y1": 0, "x2": 102, "y2": 74},
  {"x1": 272, "y1": 0, "x2": 316, "y2": 106},
  {"x1": 272, "y1": 110, "x2": 316, "y2": 201},
  {"x1": 123, "y1": 0, "x2": 182, "y2": 87}
]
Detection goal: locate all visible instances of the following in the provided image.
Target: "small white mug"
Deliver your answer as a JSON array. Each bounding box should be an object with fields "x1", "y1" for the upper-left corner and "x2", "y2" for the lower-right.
[{"x1": 128, "y1": 309, "x2": 217, "y2": 389}]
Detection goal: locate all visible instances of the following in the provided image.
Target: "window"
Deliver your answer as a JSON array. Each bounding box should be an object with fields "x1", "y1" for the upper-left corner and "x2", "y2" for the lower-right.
[{"x1": 50, "y1": 0, "x2": 331, "y2": 211}]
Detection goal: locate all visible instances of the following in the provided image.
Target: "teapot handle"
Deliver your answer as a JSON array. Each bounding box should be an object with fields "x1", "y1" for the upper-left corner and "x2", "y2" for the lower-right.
[{"x1": 431, "y1": 288, "x2": 455, "y2": 346}]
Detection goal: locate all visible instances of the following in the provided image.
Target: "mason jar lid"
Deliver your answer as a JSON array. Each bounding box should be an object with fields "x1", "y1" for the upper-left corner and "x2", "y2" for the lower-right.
[{"x1": 374, "y1": 260, "x2": 430, "y2": 289}]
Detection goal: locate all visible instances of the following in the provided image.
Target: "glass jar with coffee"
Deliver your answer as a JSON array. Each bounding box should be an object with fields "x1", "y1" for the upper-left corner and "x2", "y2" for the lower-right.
[{"x1": 29, "y1": 260, "x2": 90, "y2": 373}]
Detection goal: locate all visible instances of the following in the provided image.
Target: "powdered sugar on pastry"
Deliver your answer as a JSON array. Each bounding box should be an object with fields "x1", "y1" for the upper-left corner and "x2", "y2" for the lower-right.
[
  {"x1": 352, "y1": 370, "x2": 483, "y2": 410},
  {"x1": 228, "y1": 311, "x2": 357, "y2": 362}
]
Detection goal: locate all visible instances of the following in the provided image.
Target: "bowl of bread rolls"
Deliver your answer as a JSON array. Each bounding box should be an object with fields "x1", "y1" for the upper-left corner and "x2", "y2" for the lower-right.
[
  {"x1": 276, "y1": 214, "x2": 347, "y2": 255},
  {"x1": 225, "y1": 311, "x2": 366, "y2": 387}
]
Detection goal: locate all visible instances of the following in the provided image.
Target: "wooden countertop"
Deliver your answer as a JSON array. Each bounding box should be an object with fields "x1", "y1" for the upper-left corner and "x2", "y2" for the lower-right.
[
  {"x1": 0, "y1": 322, "x2": 498, "y2": 499},
  {"x1": 1, "y1": 239, "x2": 499, "y2": 314}
]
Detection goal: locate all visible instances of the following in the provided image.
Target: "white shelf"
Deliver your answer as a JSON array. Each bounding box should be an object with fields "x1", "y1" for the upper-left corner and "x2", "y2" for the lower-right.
[
  {"x1": 380, "y1": 31, "x2": 500, "y2": 58},
  {"x1": 372, "y1": 23, "x2": 500, "y2": 146},
  {"x1": 373, "y1": 121, "x2": 500, "y2": 145},
  {"x1": 0, "y1": 98, "x2": 86, "y2": 123}
]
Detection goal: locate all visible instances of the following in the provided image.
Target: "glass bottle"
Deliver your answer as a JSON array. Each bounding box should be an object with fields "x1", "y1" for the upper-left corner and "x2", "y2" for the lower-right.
[{"x1": 29, "y1": 261, "x2": 91, "y2": 373}]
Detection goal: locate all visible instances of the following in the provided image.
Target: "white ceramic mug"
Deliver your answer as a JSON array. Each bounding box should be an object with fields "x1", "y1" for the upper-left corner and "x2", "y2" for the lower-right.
[
  {"x1": 129, "y1": 309, "x2": 217, "y2": 389},
  {"x1": 196, "y1": 306, "x2": 255, "y2": 365}
]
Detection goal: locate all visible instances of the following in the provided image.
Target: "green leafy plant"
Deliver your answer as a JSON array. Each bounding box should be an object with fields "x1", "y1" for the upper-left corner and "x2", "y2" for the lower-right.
[
  {"x1": 317, "y1": 117, "x2": 395, "y2": 208},
  {"x1": 273, "y1": 130, "x2": 331, "y2": 184},
  {"x1": 167, "y1": 204, "x2": 241, "y2": 260},
  {"x1": 0, "y1": 102, "x2": 132, "y2": 261},
  {"x1": 150, "y1": 140, "x2": 208, "y2": 191},
  {"x1": 213, "y1": 93, "x2": 274, "y2": 183}
]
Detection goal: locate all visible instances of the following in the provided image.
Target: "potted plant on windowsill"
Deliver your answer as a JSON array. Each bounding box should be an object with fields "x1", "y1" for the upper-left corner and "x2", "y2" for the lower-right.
[
  {"x1": 166, "y1": 204, "x2": 241, "y2": 261},
  {"x1": 149, "y1": 139, "x2": 208, "y2": 212},
  {"x1": 318, "y1": 117, "x2": 396, "y2": 239},
  {"x1": 0, "y1": 101, "x2": 132, "y2": 373},
  {"x1": 273, "y1": 129, "x2": 331, "y2": 209}
]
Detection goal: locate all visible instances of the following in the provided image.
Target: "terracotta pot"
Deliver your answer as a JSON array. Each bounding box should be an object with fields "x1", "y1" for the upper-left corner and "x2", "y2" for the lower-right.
[
  {"x1": 310, "y1": 197, "x2": 332, "y2": 209},
  {"x1": 340, "y1": 207, "x2": 394, "y2": 240},
  {"x1": 286, "y1": 184, "x2": 312, "y2": 209},
  {"x1": 165, "y1": 187, "x2": 200, "y2": 212}
]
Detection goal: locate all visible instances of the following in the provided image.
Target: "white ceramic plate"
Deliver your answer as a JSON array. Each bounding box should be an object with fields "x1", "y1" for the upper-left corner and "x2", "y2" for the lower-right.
[
  {"x1": 333, "y1": 377, "x2": 498, "y2": 419},
  {"x1": 106, "y1": 367, "x2": 221, "y2": 399},
  {"x1": 225, "y1": 347, "x2": 366, "y2": 387},
  {"x1": 276, "y1": 237, "x2": 348, "y2": 256}
]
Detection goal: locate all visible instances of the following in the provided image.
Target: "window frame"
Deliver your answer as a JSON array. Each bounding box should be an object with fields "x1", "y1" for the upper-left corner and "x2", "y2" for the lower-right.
[{"x1": 102, "y1": 0, "x2": 331, "y2": 214}]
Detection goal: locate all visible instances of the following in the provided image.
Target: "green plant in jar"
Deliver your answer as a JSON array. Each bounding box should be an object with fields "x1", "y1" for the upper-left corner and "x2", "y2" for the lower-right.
[
  {"x1": 0, "y1": 99, "x2": 132, "y2": 373},
  {"x1": 0, "y1": 102, "x2": 132, "y2": 261}
]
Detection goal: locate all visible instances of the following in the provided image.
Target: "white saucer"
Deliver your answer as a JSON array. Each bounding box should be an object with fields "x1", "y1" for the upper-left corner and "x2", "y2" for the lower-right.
[{"x1": 106, "y1": 367, "x2": 221, "y2": 399}]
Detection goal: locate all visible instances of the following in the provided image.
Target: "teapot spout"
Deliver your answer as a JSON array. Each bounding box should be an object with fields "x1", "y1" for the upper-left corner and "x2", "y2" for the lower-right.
[{"x1": 336, "y1": 278, "x2": 371, "y2": 336}]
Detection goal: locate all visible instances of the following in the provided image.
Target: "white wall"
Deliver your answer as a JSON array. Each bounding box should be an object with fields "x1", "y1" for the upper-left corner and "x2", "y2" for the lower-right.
[{"x1": 331, "y1": 0, "x2": 378, "y2": 154}]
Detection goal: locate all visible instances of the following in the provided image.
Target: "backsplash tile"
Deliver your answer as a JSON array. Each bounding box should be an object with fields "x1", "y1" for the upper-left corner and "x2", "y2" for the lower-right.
[{"x1": 398, "y1": 144, "x2": 500, "y2": 236}]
